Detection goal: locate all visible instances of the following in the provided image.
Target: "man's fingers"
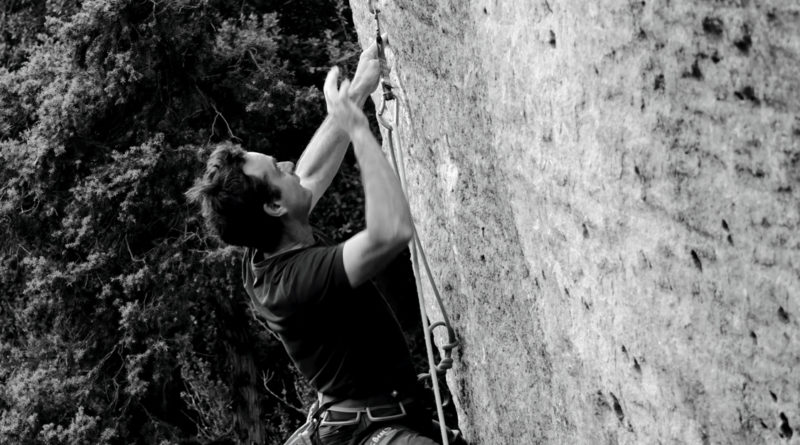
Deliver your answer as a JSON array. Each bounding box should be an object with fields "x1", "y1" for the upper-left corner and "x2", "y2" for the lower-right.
[
  {"x1": 324, "y1": 67, "x2": 340, "y2": 101},
  {"x1": 339, "y1": 79, "x2": 351, "y2": 99},
  {"x1": 361, "y1": 33, "x2": 389, "y2": 59},
  {"x1": 323, "y1": 68, "x2": 356, "y2": 120},
  {"x1": 361, "y1": 40, "x2": 378, "y2": 59}
]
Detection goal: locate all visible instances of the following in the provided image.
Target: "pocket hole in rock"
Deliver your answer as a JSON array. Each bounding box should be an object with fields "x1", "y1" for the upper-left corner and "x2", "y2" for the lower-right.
[
  {"x1": 610, "y1": 392, "x2": 625, "y2": 422},
  {"x1": 779, "y1": 413, "x2": 793, "y2": 439},
  {"x1": 691, "y1": 250, "x2": 703, "y2": 271},
  {"x1": 778, "y1": 306, "x2": 790, "y2": 323}
]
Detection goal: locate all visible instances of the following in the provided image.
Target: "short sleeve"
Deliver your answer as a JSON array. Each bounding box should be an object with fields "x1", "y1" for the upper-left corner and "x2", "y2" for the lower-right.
[
  {"x1": 285, "y1": 244, "x2": 351, "y2": 307},
  {"x1": 242, "y1": 244, "x2": 351, "y2": 318}
]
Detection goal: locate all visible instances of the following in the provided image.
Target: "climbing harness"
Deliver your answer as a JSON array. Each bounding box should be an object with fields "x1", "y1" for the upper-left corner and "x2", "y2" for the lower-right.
[{"x1": 368, "y1": 2, "x2": 460, "y2": 444}]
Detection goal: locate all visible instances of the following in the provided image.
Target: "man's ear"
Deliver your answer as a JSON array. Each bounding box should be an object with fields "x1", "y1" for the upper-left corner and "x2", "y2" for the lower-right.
[{"x1": 263, "y1": 199, "x2": 286, "y2": 218}]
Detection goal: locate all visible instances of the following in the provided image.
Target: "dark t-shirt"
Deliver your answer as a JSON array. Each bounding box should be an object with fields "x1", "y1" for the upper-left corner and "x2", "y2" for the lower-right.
[{"x1": 241, "y1": 243, "x2": 418, "y2": 399}]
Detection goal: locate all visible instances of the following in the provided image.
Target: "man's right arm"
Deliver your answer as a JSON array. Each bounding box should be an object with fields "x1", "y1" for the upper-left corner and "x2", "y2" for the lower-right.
[
  {"x1": 323, "y1": 67, "x2": 413, "y2": 288},
  {"x1": 342, "y1": 124, "x2": 413, "y2": 287}
]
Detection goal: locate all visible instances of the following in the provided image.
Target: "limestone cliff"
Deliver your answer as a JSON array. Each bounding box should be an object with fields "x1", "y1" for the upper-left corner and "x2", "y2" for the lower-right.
[{"x1": 349, "y1": 1, "x2": 800, "y2": 443}]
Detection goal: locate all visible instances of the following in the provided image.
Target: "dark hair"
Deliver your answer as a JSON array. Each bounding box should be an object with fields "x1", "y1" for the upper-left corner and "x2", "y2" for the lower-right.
[{"x1": 186, "y1": 142, "x2": 282, "y2": 250}]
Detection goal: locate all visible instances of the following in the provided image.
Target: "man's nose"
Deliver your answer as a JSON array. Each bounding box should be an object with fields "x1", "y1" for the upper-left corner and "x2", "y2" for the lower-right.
[{"x1": 278, "y1": 161, "x2": 294, "y2": 174}]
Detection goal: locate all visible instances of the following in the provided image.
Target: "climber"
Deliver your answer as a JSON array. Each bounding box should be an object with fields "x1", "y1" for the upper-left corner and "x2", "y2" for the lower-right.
[{"x1": 187, "y1": 38, "x2": 465, "y2": 445}]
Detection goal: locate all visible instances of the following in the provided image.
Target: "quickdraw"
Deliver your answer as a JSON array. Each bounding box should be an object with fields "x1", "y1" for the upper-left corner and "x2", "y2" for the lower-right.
[{"x1": 368, "y1": 0, "x2": 394, "y2": 101}]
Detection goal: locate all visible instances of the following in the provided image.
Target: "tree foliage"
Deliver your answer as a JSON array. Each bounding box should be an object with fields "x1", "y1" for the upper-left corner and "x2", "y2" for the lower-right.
[{"x1": 0, "y1": 1, "x2": 366, "y2": 443}]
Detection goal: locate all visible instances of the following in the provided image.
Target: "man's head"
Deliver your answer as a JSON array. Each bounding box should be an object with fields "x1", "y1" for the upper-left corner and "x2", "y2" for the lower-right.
[{"x1": 186, "y1": 142, "x2": 310, "y2": 250}]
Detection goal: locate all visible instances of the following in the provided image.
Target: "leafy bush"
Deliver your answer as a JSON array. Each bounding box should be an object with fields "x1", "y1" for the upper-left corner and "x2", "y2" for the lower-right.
[{"x1": 0, "y1": 1, "x2": 366, "y2": 443}]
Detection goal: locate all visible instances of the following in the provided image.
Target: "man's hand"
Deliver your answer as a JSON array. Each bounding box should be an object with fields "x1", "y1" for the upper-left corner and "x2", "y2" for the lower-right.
[
  {"x1": 292, "y1": 37, "x2": 388, "y2": 215},
  {"x1": 349, "y1": 34, "x2": 388, "y2": 101},
  {"x1": 325, "y1": 67, "x2": 368, "y2": 136}
]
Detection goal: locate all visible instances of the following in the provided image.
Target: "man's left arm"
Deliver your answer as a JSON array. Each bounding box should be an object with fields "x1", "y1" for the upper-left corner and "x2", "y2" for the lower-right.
[{"x1": 295, "y1": 39, "x2": 384, "y2": 213}]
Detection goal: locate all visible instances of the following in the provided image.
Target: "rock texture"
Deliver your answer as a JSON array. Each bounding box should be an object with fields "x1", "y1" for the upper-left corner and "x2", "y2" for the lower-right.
[{"x1": 350, "y1": 1, "x2": 800, "y2": 443}]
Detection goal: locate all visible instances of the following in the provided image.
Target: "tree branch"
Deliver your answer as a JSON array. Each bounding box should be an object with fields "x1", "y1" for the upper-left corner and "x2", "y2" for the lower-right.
[{"x1": 262, "y1": 371, "x2": 306, "y2": 420}]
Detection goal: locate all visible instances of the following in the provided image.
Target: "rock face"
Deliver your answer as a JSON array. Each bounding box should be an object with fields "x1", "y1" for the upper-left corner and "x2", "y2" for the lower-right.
[{"x1": 350, "y1": 1, "x2": 800, "y2": 443}]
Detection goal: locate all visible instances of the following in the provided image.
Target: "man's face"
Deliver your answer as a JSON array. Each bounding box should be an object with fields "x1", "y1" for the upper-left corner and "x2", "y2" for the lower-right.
[{"x1": 242, "y1": 151, "x2": 311, "y2": 219}]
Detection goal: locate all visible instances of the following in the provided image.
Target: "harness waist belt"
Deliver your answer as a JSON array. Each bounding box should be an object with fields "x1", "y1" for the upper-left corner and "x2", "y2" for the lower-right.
[
  {"x1": 318, "y1": 392, "x2": 415, "y2": 411},
  {"x1": 320, "y1": 401, "x2": 411, "y2": 426}
]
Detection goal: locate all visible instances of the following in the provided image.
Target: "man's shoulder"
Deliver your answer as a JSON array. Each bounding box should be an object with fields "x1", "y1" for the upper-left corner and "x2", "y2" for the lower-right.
[
  {"x1": 248, "y1": 243, "x2": 341, "y2": 271},
  {"x1": 243, "y1": 243, "x2": 349, "y2": 312}
]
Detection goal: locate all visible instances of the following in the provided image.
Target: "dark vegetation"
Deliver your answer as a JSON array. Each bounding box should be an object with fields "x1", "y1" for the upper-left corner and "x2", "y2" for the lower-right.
[{"x1": 0, "y1": 0, "x2": 398, "y2": 443}]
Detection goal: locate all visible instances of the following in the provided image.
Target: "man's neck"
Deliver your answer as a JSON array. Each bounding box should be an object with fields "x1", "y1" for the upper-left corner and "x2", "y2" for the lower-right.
[{"x1": 264, "y1": 221, "x2": 315, "y2": 257}]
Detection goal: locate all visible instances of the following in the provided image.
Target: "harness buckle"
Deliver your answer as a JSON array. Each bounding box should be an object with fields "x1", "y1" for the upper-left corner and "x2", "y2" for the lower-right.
[
  {"x1": 320, "y1": 410, "x2": 361, "y2": 426},
  {"x1": 319, "y1": 400, "x2": 408, "y2": 426},
  {"x1": 366, "y1": 401, "x2": 407, "y2": 422}
]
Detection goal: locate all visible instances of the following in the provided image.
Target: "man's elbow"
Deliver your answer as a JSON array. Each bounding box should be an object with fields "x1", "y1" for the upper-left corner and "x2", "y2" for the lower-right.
[
  {"x1": 392, "y1": 211, "x2": 414, "y2": 246},
  {"x1": 370, "y1": 221, "x2": 413, "y2": 249},
  {"x1": 395, "y1": 221, "x2": 413, "y2": 245}
]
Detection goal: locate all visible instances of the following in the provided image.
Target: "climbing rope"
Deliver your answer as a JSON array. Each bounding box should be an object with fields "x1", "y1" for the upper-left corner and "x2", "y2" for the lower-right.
[{"x1": 368, "y1": 2, "x2": 459, "y2": 444}]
